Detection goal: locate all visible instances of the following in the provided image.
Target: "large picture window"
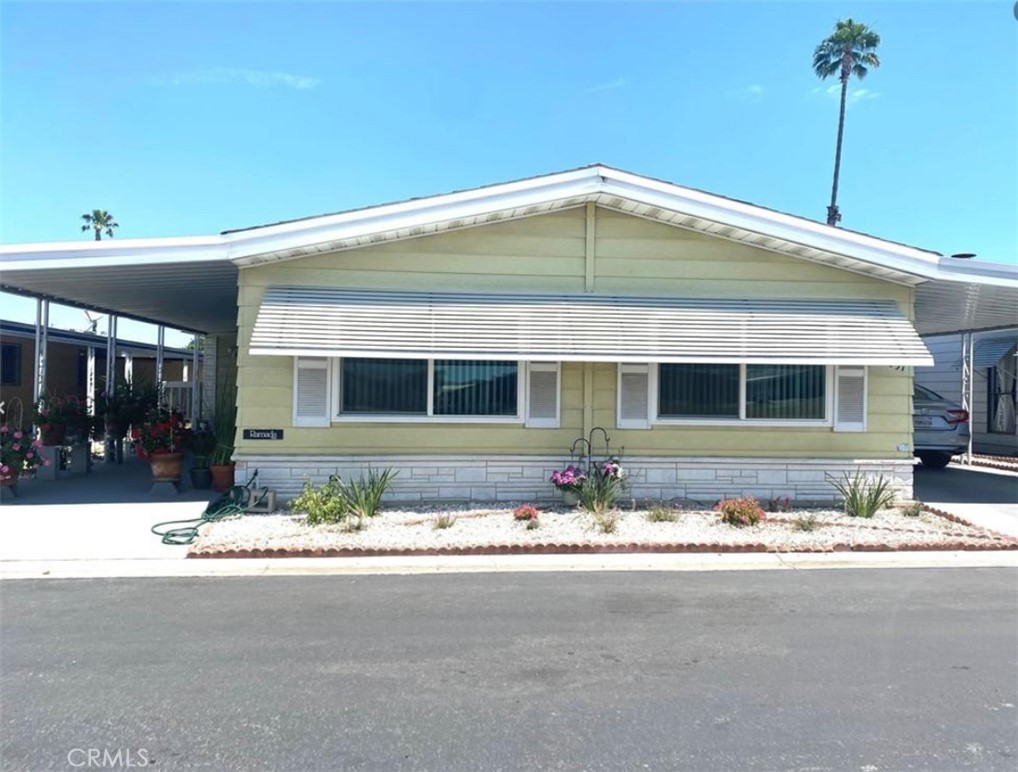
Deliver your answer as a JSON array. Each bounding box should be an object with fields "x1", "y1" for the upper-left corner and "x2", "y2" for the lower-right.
[
  {"x1": 659, "y1": 364, "x2": 739, "y2": 418},
  {"x1": 745, "y1": 365, "x2": 826, "y2": 420},
  {"x1": 655, "y1": 363, "x2": 829, "y2": 423},
  {"x1": 336, "y1": 358, "x2": 520, "y2": 420}
]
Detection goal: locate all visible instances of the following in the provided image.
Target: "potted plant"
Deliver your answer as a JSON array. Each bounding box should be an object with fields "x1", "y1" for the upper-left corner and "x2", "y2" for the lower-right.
[
  {"x1": 209, "y1": 372, "x2": 237, "y2": 492},
  {"x1": 549, "y1": 463, "x2": 586, "y2": 506},
  {"x1": 138, "y1": 408, "x2": 187, "y2": 483},
  {"x1": 187, "y1": 424, "x2": 216, "y2": 489},
  {"x1": 99, "y1": 378, "x2": 158, "y2": 439},
  {"x1": 32, "y1": 394, "x2": 85, "y2": 446},
  {"x1": 1, "y1": 424, "x2": 50, "y2": 487}
]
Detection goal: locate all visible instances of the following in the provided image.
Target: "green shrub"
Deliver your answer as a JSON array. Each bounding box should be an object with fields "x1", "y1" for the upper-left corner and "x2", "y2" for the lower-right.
[
  {"x1": 334, "y1": 467, "x2": 397, "y2": 528},
  {"x1": 433, "y1": 513, "x2": 457, "y2": 530},
  {"x1": 290, "y1": 476, "x2": 347, "y2": 526},
  {"x1": 717, "y1": 497, "x2": 765, "y2": 527},
  {"x1": 898, "y1": 500, "x2": 924, "y2": 517},
  {"x1": 828, "y1": 472, "x2": 896, "y2": 518},
  {"x1": 646, "y1": 506, "x2": 678, "y2": 523},
  {"x1": 576, "y1": 462, "x2": 626, "y2": 516},
  {"x1": 792, "y1": 514, "x2": 819, "y2": 532},
  {"x1": 525, "y1": 517, "x2": 540, "y2": 531}
]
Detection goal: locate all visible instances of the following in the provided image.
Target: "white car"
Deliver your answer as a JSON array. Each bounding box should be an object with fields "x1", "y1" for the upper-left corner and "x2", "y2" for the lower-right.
[{"x1": 913, "y1": 384, "x2": 970, "y2": 468}]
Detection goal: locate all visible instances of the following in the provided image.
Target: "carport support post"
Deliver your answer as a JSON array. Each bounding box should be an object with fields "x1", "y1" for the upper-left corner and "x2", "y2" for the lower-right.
[
  {"x1": 105, "y1": 315, "x2": 117, "y2": 464},
  {"x1": 86, "y1": 347, "x2": 96, "y2": 417},
  {"x1": 32, "y1": 299, "x2": 43, "y2": 406},
  {"x1": 191, "y1": 335, "x2": 200, "y2": 421},
  {"x1": 156, "y1": 326, "x2": 165, "y2": 389},
  {"x1": 123, "y1": 352, "x2": 133, "y2": 385},
  {"x1": 32, "y1": 299, "x2": 50, "y2": 409},
  {"x1": 961, "y1": 332, "x2": 974, "y2": 466}
]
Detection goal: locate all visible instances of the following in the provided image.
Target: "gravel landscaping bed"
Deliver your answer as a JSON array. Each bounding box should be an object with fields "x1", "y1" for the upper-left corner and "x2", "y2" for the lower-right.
[{"x1": 189, "y1": 504, "x2": 1018, "y2": 557}]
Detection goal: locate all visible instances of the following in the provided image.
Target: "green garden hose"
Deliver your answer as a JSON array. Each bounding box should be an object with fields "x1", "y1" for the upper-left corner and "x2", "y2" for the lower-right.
[{"x1": 151, "y1": 472, "x2": 263, "y2": 546}]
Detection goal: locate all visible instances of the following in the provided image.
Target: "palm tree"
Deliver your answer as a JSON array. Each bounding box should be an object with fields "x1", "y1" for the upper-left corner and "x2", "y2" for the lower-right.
[
  {"x1": 813, "y1": 19, "x2": 881, "y2": 226},
  {"x1": 81, "y1": 209, "x2": 119, "y2": 240}
]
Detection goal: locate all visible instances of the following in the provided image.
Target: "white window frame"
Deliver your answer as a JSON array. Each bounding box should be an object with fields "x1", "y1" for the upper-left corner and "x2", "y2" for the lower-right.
[
  {"x1": 651, "y1": 363, "x2": 835, "y2": 428},
  {"x1": 331, "y1": 357, "x2": 526, "y2": 424}
]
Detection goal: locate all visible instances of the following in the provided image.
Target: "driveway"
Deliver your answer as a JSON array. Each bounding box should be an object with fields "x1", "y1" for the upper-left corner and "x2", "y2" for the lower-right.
[
  {"x1": 3, "y1": 570, "x2": 1016, "y2": 771},
  {"x1": 915, "y1": 464, "x2": 1018, "y2": 538},
  {"x1": 0, "y1": 457, "x2": 212, "y2": 562}
]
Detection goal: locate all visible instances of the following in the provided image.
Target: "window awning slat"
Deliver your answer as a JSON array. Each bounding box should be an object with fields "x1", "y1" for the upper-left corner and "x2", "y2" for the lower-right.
[{"x1": 250, "y1": 288, "x2": 934, "y2": 366}]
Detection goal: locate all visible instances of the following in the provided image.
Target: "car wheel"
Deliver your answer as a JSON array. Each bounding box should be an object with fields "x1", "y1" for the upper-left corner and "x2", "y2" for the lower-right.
[{"x1": 918, "y1": 452, "x2": 953, "y2": 469}]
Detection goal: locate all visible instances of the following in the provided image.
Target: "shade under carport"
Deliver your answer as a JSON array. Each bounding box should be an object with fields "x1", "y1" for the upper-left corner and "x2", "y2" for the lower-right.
[{"x1": 250, "y1": 287, "x2": 933, "y2": 366}]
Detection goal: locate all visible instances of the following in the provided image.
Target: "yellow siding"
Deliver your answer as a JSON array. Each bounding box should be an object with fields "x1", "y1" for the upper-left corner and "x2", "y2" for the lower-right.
[{"x1": 235, "y1": 207, "x2": 913, "y2": 459}]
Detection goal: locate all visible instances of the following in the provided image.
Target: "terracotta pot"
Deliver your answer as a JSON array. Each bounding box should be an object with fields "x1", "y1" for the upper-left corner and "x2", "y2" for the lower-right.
[
  {"x1": 0, "y1": 467, "x2": 19, "y2": 487},
  {"x1": 39, "y1": 423, "x2": 67, "y2": 446},
  {"x1": 210, "y1": 463, "x2": 235, "y2": 492},
  {"x1": 150, "y1": 451, "x2": 184, "y2": 482}
]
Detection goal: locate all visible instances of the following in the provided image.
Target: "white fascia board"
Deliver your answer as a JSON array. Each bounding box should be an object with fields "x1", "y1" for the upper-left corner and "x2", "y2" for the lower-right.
[
  {"x1": 227, "y1": 172, "x2": 604, "y2": 263},
  {"x1": 598, "y1": 172, "x2": 944, "y2": 279},
  {"x1": 930, "y1": 258, "x2": 1018, "y2": 288},
  {"x1": 0, "y1": 236, "x2": 227, "y2": 270}
]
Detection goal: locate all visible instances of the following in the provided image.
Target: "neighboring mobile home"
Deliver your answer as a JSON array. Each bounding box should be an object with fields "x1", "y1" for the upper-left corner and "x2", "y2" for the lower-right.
[
  {"x1": 0, "y1": 320, "x2": 197, "y2": 419},
  {"x1": 916, "y1": 330, "x2": 1018, "y2": 456},
  {"x1": 4, "y1": 166, "x2": 1016, "y2": 503}
]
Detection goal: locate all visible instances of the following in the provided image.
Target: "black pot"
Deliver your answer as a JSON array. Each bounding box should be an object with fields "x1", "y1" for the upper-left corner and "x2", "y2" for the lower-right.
[{"x1": 189, "y1": 467, "x2": 213, "y2": 490}]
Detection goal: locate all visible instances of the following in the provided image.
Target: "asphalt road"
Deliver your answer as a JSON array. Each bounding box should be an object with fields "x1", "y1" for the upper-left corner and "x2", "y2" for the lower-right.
[{"x1": 3, "y1": 570, "x2": 1017, "y2": 771}]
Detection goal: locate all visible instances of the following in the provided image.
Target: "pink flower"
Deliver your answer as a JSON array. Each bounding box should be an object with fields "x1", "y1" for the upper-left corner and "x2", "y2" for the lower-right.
[
  {"x1": 0, "y1": 425, "x2": 7, "y2": 434},
  {"x1": 43, "y1": 459, "x2": 51, "y2": 467},
  {"x1": 26, "y1": 452, "x2": 34, "y2": 459},
  {"x1": 11, "y1": 444, "x2": 20, "y2": 452},
  {"x1": 0, "y1": 464, "x2": 8, "y2": 474},
  {"x1": 13, "y1": 431, "x2": 23, "y2": 440}
]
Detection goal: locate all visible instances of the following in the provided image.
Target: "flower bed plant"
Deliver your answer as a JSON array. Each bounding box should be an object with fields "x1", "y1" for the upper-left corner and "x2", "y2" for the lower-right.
[{"x1": 1, "y1": 424, "x2": 49, "y2": 483}]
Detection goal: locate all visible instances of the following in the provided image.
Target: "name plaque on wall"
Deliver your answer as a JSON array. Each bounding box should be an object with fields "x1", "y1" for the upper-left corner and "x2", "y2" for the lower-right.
[{"x1": 242, "y1": 429, "x2": 284, "y2": 441}]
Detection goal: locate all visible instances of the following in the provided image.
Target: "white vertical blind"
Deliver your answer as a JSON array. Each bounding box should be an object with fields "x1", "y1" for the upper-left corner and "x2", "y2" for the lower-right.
[{"x1": 834, "y1": 366, "x2": 867, "y2": 432}]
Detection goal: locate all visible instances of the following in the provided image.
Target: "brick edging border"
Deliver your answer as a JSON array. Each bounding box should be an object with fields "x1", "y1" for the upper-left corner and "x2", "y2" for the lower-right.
[
  {"x1": 922, "y1": 504, "x2": 1018, "y2": 544},
  {"x1": 969, "y1": 457, "x2": 1018, "y2": 473},
  {"x1": 189, "y1": 538, "x2": 1018, "y2": 559}
]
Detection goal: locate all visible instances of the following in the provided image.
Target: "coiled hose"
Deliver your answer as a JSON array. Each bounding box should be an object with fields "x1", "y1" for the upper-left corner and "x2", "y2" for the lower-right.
[{"x1": 151, "y1": 471, "x2": 262, "y2": 546}]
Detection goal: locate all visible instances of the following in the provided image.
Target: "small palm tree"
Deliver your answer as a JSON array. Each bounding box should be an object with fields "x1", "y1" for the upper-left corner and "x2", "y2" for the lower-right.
[
  {"x1": 813, "y1": 19, "x2": 881, "y2": 226},
  {"x1": 81, "y1": 209, "x2": 119, "y2": 240}
]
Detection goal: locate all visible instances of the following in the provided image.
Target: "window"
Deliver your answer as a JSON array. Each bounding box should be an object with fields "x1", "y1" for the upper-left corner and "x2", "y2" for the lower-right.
[
  {"x1": 1, "y1": 343, "x2": 21, "y2": 386},
  {"x1": 335, "y1": 358, "x2": 521, "y2": 420},
  {"x1": 649, "y1": 363, "x2": 831, "y2": 424},
  {"x1": 745, "y1": 365, "x2": 826, "y2": 420},
  {"x1": 341, "y1": 359, "x2": 427, "y2": 415},
  {"x1": 434, "y1": 360, "x2": 518, "y2": 417},
  {"x1": 659, "y1": 364, "x2": 739, "y2": 418}
]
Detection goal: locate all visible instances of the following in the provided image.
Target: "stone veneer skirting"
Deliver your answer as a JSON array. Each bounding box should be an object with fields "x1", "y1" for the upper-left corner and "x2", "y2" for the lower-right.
[{"x1": 234, "y1": 455, "x2": 915, "y2": 505}]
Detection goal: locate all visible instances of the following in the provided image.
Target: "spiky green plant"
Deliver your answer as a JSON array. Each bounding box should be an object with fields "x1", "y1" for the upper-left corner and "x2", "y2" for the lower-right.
[{"x1": 828, "y1": 471, "x2": 896, "y2": 518}]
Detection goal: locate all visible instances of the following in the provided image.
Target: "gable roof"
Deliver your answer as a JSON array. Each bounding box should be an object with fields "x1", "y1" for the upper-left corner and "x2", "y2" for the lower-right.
[{"x1": 1, "y1": 164, "x2": 1015, "y2": 335}]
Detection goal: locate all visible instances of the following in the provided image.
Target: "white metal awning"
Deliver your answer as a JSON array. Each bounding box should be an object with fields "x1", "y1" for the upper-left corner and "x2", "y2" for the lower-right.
[
  {"x1": 250, "y1": 288, "x2": 933, "y2": 366},
  {"x1": 974, "y1": 332, "x2": 1018, "y2": 369}
]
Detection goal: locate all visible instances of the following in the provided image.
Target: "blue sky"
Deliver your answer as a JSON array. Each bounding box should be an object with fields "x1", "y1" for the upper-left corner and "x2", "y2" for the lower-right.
[{"x1": 1, "y1": 1, "x2": 1016, "y2": 344}]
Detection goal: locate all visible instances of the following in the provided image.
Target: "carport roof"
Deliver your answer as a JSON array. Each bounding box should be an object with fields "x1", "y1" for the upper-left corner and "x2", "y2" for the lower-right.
[{"x1": 1, "y1": 165, "x2": 1016, "y2": 335}]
